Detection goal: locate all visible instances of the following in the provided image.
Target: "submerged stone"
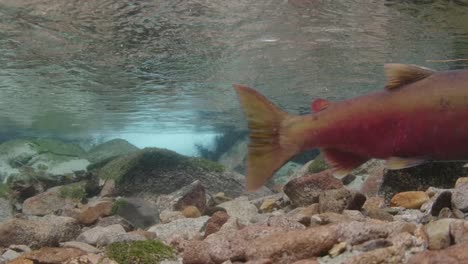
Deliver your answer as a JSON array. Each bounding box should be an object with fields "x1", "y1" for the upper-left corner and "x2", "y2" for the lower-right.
[
  {"x1": 96, "y1": 147, "x2": 250, "y2": 198},
  {"x1": 86, "y1": 139, "x2": 139, "y2": 164}
]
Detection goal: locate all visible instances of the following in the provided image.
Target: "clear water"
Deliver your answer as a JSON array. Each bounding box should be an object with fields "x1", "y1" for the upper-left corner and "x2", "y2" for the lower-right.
[{"x1": 1, "y1": 0, "x2": 468, "y2": 154}]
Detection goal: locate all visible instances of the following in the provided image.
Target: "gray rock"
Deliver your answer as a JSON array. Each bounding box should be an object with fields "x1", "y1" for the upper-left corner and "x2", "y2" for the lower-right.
[
  {"x1": 424, "y1": 218, "x2": 454, "y2": 250},
  {"x1": 112, "y1": 197, "x2": 159, "y2": 229},
  {"x1": 0, "y1": 215, "x2": 80, "y2": 248},
  {"x1": 394, "y1": 209, "x2": 431, "y2": 224},
  {"x1": 9, "y1": 245, "x2": 31, "y2": 253},
  {"x1": 60, "y1": 241, "x2": 102, "y2": 254},
  {"x1": 218, "y1": 196, "x2": 259, "y2": 224},
  {"x1": 76, "y1": 224, "x2": 126, "y2": 246},
  {"x1": 86, "y1": 139, "x2": 139, "y2": 164},
  {"x1": 159, "y1": 209, "x2": 184, "y2": 224},
  {"x1": 452, "y1": 182, "x2": 468, "y2": 212},
  {"x1": 95, "y1": 215, "x2": 134, "y2": 231},
  {"x1": 96, "y1": 232, "x2": 146, "y2": 247},
  {"x1": 0, "y1": 198, "x2": 12, "y2": 223},
  {"x1": 1, "y1": 249, "x2": 21, "y2": 261},
  {"x1": 148, "y1": 216, "x2": 209, "y2": 242}
]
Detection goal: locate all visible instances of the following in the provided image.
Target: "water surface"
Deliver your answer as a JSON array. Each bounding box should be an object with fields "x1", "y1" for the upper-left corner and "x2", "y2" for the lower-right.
[{"x1": 1, "y1": 0, "x2": 468, "y2": 151}]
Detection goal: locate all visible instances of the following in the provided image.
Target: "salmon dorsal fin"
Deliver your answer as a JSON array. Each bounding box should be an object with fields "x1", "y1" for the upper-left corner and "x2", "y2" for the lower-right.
[
  {"x1": 384, "y1": 63, "x2": 435, "y2": 90},
  {"x1": 311, "y1": 98, "x2": 330, "y2": 112}
]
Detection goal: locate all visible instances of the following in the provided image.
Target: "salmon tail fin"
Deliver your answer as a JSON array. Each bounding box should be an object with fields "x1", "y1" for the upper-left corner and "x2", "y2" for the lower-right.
[{"x1": 234, "y1": 84, "x2": 303, "y2": 191}]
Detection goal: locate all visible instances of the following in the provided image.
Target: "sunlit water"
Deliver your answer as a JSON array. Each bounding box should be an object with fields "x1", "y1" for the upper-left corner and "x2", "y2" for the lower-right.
[{"x1": 1, "y1": 0, "x2": 468, "y2": 154}]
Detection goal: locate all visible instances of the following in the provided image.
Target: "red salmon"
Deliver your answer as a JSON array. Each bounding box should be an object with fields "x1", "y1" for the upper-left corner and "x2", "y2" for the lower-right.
[{"x1": 234, "y1": 64, "x2": 468, "y2": 191}]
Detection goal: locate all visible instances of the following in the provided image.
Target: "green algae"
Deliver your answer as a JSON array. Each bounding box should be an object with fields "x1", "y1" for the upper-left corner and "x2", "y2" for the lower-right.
[
  {"x1": 308, "y1": 154, "x2": 329, "y2": 173},
  {"x1": 0, "y1": 183, "x2": 10, "y2": 198},
  {"x1": 111, "y1": 198, "x2": 128, "y2": 215},
  {"x1": 106, "y1": 240, "x2": 175, "y2": 264},
  {"x1": 186, "y1": 157, "x2": 224, "y2": 173},
  {"x1": 58, "y1": 182, "x2": 87, "y2": 200}
]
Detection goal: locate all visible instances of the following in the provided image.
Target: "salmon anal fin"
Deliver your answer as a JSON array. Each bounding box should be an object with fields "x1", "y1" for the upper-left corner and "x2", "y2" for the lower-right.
[
  {"x1": 386, "y1": 157, "x2": 428, "y2": 170},
  {"x1": 384, "y1": 64, "x2": 435, "y2": 90},
  {"x1": 321, "y1": 148, "x2": 368, "y2": 178},
  {"x1": 311, "y1": 98, "x2": 330, "y2": 112}
]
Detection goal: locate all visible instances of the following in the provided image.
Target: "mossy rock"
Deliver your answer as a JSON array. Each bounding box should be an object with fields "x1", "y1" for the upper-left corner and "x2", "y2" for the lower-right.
[
  {"x1": 31, "y1": 138, "x2": 86, "y2": 157},
  {"x1": 86, "y1": 139, "x2": 139, "y2": 164},
  {"x1": 0, "y1": 138, "x2": 88, "y2": 183},
  {"x1": 111, "y1": 198, "x2": 128, "y2": 215},
  {"x1": 308, "y1": 154, "x2": 329, "y2": 173},
  {"x1": 96, "y1": 148, "x2": 247, "y2": 198},
  {"x1": 58, "y1": 181, "x2": 87, "y2": 200},
  {"x1": 0, "y1": 183, "x2": 10, "y2": 199},
  {"x1": 106, "y1": 240, "x2": 175, "y2": 264}
]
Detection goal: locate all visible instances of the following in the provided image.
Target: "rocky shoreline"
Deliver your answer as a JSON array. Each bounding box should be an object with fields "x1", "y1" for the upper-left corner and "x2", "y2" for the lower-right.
[{"x1": 0, "y1": 138, "x2": 467, "y2": 264}]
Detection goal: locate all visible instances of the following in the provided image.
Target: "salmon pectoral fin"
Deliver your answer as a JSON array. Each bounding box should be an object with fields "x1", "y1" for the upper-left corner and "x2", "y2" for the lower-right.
[
  {"x1": 234, "y1": 84, "x2": 301, "y2": 191},
  {"x1": 385, "y1": 157, "x2": 428, "y2": 170},
  {"x1": 321, "y1": 148, "x2": 369, "y2": 178}
]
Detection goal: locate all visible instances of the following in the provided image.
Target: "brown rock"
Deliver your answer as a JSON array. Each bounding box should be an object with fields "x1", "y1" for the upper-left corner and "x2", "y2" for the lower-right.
[
  {"x1": 345, "y1": 246, "x2": 404, "y2": 264},
  {"x1": 0, "y1": 216, "x2": 80, "y2": 248},
  {"x1": 77, "y1": 200, "x2": 113, "y2": 225},
  {"x1": 338, "y1": 221, "x2": 417, "y2": 245},
  {"x1": 204, "y1": 211, "x2": 229, "y2": 238},
  {"x1": 63, "y1": 253, "x2": 102, "y2": 264},
  {"x1": 366, "y1": 208, "x2": 394, "y2": 221},
  {"x1": 449, "y1": 219, "x2": 468, "y2": 245},
  {"x1": 359, "y1": 161, "x2": 386, "y2": 196},
  {"x1": 6, "y1": 257, "x2": 34, "y2": 264},
  {"x1": 291, "y1": 259, "x2": 319, "y2": 264},
  {"x1": 452, "y1": 181, "x2": 468, "y2": 212},
  {"x1": 259, "y1": 198, "x2": 280, "y2": 213},
  {"x1": 99, "y1": 179, "x2": 116, "y2": 197},
  {"x1": 245, "y1": 259, "x2": 273, "y2": 264},
  {"x1": 203, "y1": 225, "x2": 286, "y2": 263},
  {"x1": 286, "y1": 204, "x2": 319, "y2": 227},
  {"x1": 181, "y1": 240, "x2": 214, "y2": 264},
  {"x1": 263, "y1": 215, "x2": 306, "y2": 230},
  {"x1": 407, "y1": 243, "x2": 468, "y2": 264},
  {"x1": 22, "y1": 186, "x2": 73, "y2": 216},
  {"x1": 128, "y1": 230, "x2": 157, "y2": 240},
  {"x1": 390, "y1": 191, "x2": 429, "y2": 209},
  {"x1": 182, "y1": 206, "x2": 201, "y2": 218},
  {"x1": 353, "y1": 239, "x2": 392, "y2": 252},
  {"x1": 284, "y1": 170, "x2": 343, "y2": 207},
  {"x1": 363, "y1": 196, "x2": 385, "y2": 211},
  {"x1": 319, "y1": 188, "x2": 366, "y2": 213},
  {"x1": 329, "y1": 242, "x2": 347, "y2": 257},
  {"x1": 158, "y1": 180, "x2": 207, "y2": 214},
  {"x1": 21, "y1": 247, "x2": 85, "y2": 264},
  {"x1": 245, "y1": 225, "x2": 340, "y2": 263}
]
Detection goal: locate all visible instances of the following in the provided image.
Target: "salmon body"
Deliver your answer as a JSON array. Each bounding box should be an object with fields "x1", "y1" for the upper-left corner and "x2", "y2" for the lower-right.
[{"x1": 234, "y1": 64, "x2": 468, "y2": 190}]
